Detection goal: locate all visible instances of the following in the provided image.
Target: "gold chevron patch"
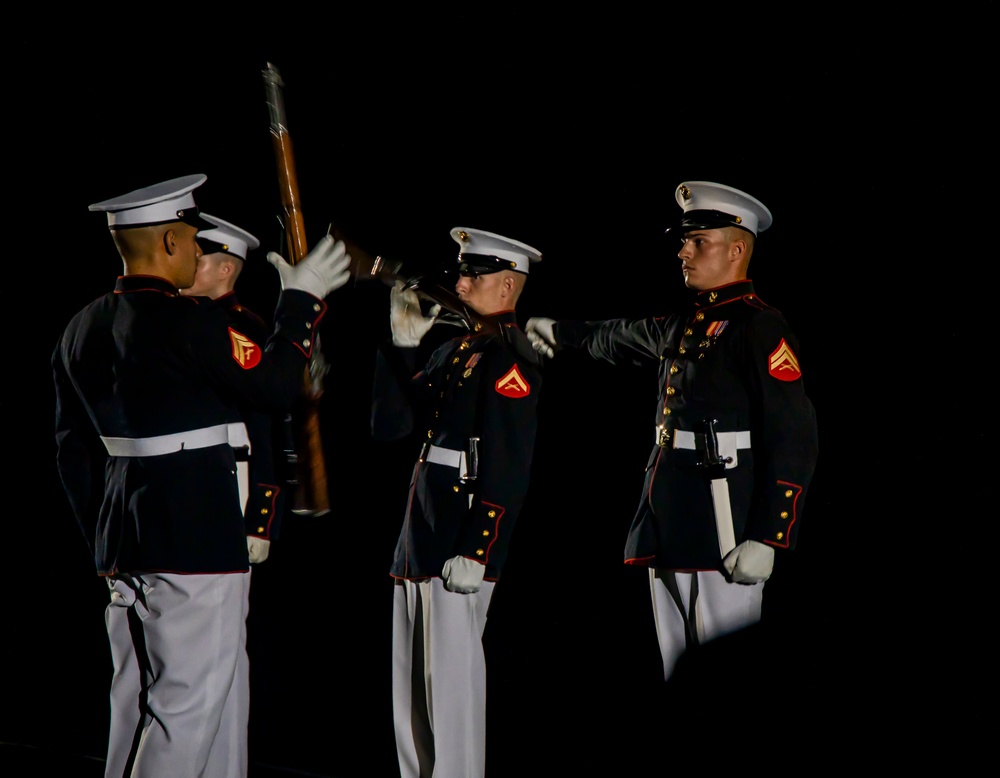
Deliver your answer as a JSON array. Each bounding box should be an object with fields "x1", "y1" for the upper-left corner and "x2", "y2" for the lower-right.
[
  {"x1": 495, "y1": 364, "x2": 530, "y2": 397},
  {"x1": 768, "y1": 338, "x2": 802, "y2": 381},
  {"x1": 229, "y1": 327, "x2": 262, "y2": 369}
]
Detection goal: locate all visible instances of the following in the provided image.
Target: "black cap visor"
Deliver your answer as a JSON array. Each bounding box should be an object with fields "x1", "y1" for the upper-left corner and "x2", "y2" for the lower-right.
[
  {"x1": 196, "y1": 236, "x2": 242, "y2": 258},
  {"x1": 664, "y1": 209, "x2": 751, "y2": 235},
  {"x1": 180, "y1": 207, "x2": 215, "y2": 230},
  {"x1": 456, "y1": 253, "x2": 519, "y2": 277}
]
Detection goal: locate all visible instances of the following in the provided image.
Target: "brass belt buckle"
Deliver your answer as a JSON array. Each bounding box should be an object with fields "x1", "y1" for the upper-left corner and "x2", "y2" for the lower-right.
[{"x1": 656, "y1": 424, "x2": 671, "y2": 448}]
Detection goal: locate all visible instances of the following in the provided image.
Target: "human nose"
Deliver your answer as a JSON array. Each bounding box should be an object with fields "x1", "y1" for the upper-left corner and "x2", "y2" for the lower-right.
[{"x1": 455, "y1": 276, "x2": 470, "y2": 294}]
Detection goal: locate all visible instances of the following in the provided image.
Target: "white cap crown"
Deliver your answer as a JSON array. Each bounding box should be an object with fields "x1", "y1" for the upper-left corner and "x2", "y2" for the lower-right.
[
  {"x1": 89, "y1": 174, "x2": 208, "y2": 229},
  {"x1": 449, "y1": 226, "x2": 542, "y2": 274},
  {"x1": 197, "y1": 213, "x2": 260, "y2": 261},
  {"x1": 670, "y1": 181, "x2": 772, "y2": 237}
]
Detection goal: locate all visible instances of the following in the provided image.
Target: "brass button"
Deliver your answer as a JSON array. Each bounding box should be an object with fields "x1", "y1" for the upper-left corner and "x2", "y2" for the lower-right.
[
  {"x1": 684, "y1": 328, "x2": 693, "y2": 335},
  {"x1": 662, "y1": 407, "x2": 669, "y2": 415},
  {"x1": 666, "y1": 386, "x2": 675, "y2": 395},
  {"x1": 776, "y1": 532, "x2": 784, "y2": 541},
  {"x1": 452, "y1": 485, "x2": 460, "y2": 493},
  {"x1": 780, "y1": 511, "x2": 788, "y2": 519},
  {"x1": 265, "y1": 490, "x2": 273, "y2": 497},
  {"x1": 694, "y1": 312, "x2": 704, "y2": 322},
  {"x1": 257, "y1": 526, "x2": 265, "y2": 533},
  {"x1": 260, "y1": 508, "x2": 269, "y2": 515},
  {"x1": 487, "y1": 510, "x2": 496, "y2": 518},
  {"x1": 427, "y1": 430, "x2": 434, "y2": 438},
  {"x1": 679, "y1": 347, "x2": 686, "y2": 354},
  {"x1": 475, "y1": 548, "x2": 484, "y2": 556},
  {"x1": 669, "y1": 365, "x2": 678, "y2": 375},
  {"x1": 482, "y1": 530, "x2": 490, "y2": 537},
  {"x1": 785, "y1": 489, "x2": 793, "y2": 498},
  {"x1": 302, "y1": 339, "x2": 311, "y2": 348},
  {"x1": 305, "y1": 322, "x2": 312, "y2": 329},
  {"x1": 452, "y1": 357, "x2": 460, "y2": 364},
  {"x1": 313, "y1": 303, "x2": 322, "y2": 312}
]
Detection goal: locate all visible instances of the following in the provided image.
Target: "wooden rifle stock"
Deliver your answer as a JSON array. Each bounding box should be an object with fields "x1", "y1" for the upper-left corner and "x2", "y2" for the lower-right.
[
  {"x1": 263, "y1": 62, "x2": 331, "y2": 517},
  {"x1": 347, "y1": 250, "x2": 503, "y2": 339}
]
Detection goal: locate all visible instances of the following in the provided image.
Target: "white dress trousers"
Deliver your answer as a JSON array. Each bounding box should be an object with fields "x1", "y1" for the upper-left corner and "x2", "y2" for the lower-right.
[
  {"x1": 104, "y1": 570, "x2": 251, "y2": 778},
  {"x1": 648, "y1": 568, "x2": 764, "y2": 682},
  {"x1": 392, "y1": 576, "x2": 496, "y2": 778}
]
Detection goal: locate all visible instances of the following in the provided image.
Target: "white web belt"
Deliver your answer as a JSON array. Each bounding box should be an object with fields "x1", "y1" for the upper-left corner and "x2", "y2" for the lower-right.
[{"x1": 102, "y1": 422, "x2": 250, "y2": 458}]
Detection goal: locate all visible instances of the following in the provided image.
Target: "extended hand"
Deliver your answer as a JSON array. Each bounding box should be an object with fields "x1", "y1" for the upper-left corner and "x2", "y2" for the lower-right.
[
  {"x1": 247, "y1": 536, "x2": 271, "y2": 564},
  {"x1": 722, "y1": 540, "x2": 774, "y2": 584},
  {"x1": 525, "y1": 317, "x2": 557, "y2": 358},
  {"x1": 442, "y1": 555, "x2": 485, "y2": 594},
  {"x1": 267, "y1": 234, "x2": 351, "y2": 299},
  {"x1": 390, "y1": 280, "x2": 440, "y2": 347}
]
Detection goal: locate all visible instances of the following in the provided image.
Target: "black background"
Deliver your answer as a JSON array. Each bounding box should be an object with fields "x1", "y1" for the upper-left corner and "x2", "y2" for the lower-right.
[{"x1": 4, "y1": 13, "x2": 989, "y2": 776}]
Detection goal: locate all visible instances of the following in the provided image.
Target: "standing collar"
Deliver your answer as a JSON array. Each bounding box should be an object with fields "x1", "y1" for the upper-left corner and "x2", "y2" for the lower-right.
[
  {"x1": 695, "y1": 279, "x2": 755, "y2": 307},
  {"x1": 114, "y1": 275, "x2": 180, "y2": 295}
]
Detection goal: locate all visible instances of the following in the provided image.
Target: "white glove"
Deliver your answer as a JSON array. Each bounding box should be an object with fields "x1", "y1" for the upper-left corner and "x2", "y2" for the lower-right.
[
  {"x1": 722, "y1": 540, "x2": 774, "y2": 584},
  {"x1": 525, "y1": 317, "x2": 557, "y2": 358},
  {"x1": 390, "y1": 280, "x2": 440, "y2": 347},
  {"x1": 442, "y1": 555, "x2": 485, "y2": 594},
  {"x1": 247, "y1": 536, "x2": 271, "y2": 564},
  {"x1": 267, "y1": 234, "x2": 351, "y2": 299}
]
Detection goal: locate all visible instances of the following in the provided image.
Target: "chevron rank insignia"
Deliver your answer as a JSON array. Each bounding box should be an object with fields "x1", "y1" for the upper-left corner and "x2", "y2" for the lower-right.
[
  {"x1": 496, "y1": 364, "x2": 530, "y2": 397},
  {"x1": 229, "y1": 327, "x2": 262, "y2": 369},
  {"x1": 768, "y1": 338, "x2": 802, "y2": 381}
]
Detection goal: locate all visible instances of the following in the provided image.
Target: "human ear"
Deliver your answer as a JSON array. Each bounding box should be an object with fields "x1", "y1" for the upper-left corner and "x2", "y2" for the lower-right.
[
  {"x1": 730, "y1": 238, "x2": 746, "y2": 263},
  {"x1": 163, "y1": 228, "x2": 177, "y2": 255}
]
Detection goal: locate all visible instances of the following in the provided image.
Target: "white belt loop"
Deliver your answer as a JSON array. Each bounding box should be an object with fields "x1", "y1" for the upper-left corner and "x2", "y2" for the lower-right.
[
  {"x1": 424, "y1": 444, "x2": 466, "y2": 473},
  {"x1": 227, "y1": 422, "x2": 251, "y2": 453},
  {"x1": 101, "y1": 423, "x2": 232, "y2": 457},
  {"x1": 669, "y1": 429, "x2": 751, "y2": 470}
]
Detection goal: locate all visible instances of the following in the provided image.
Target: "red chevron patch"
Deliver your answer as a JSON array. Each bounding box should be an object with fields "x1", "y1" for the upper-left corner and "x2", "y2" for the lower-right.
[
  {"x1": 496, "y1": 364, "x2": 530, "y2": 397},
  {"x1": 768, "y1": 338, "x2": 802, "y2": 381},
  {"x1": 229, "y1": 327, "x2": 262, "y2": 369}
]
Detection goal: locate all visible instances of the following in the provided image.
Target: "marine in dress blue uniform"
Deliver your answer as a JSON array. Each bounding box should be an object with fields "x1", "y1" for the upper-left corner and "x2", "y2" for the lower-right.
[
  {"x1": 180, "y1": 211, "x2": 291, "y2": 775},
  {"x1": 372, "y1": 227, "x2": 543, "y2": 778},
  {"x1": 191, "y1": 212, "x2": 288, "y2": 549},
  {"x1": 526, "y1": 182, "x2": 820, "y2": 682},
  {"x1": 52, "y1": 175, "x2": 350, "y2": 778}
]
